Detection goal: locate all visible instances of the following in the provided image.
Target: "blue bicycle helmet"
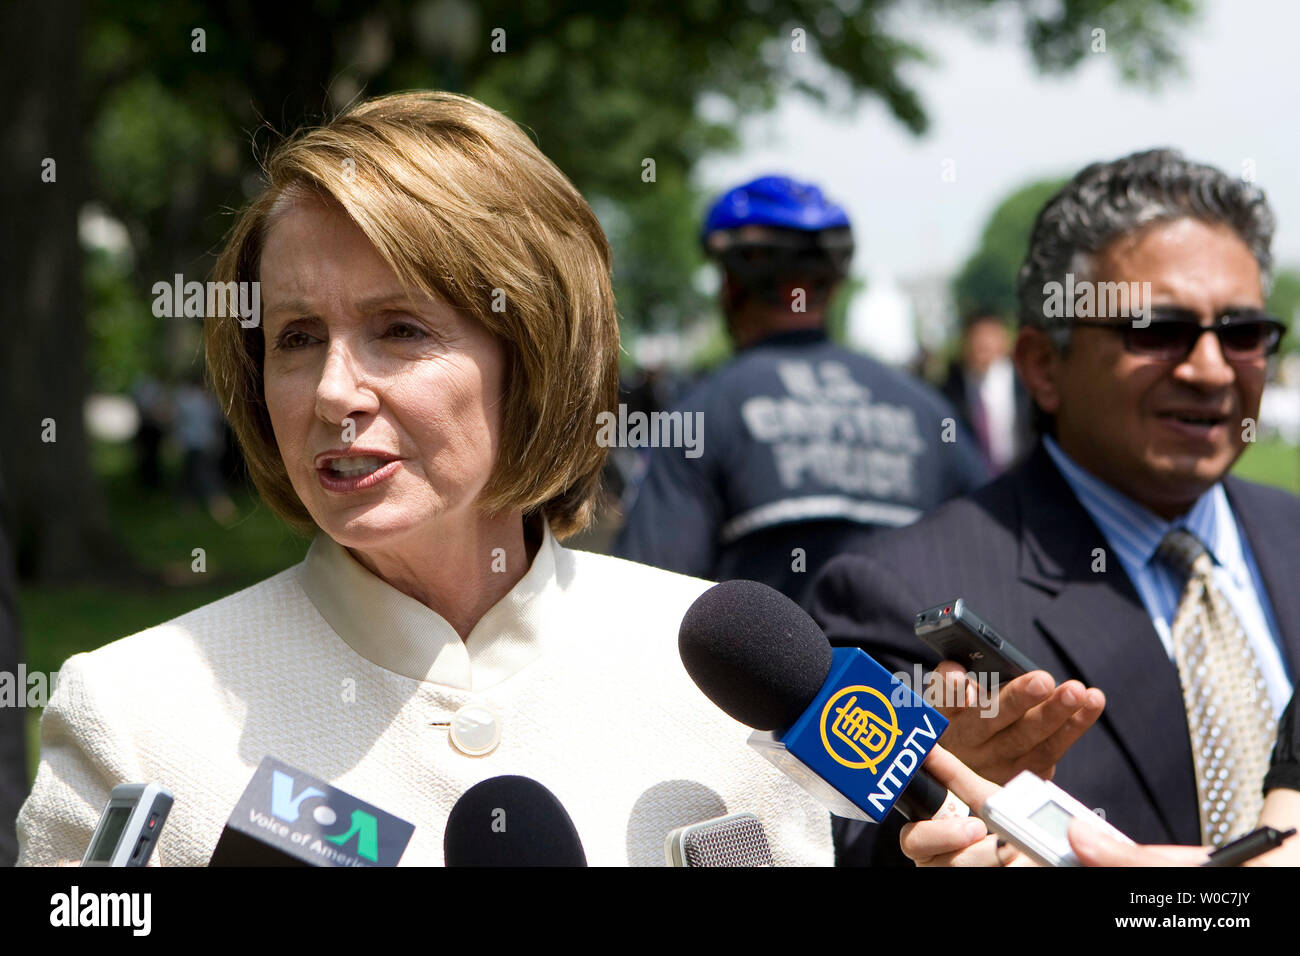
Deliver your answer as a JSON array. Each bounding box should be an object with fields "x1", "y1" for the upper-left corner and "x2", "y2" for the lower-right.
[
  {"x1": 703, "y1": 175, "x2": 852, "y2": 236},
  {"x1": 702, "y1": 176, "x2": 854, "y2": 298}
]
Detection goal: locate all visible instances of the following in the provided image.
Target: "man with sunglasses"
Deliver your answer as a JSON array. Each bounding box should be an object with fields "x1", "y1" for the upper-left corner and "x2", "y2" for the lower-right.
[{"x1": 808, "y1": 149, "x2": 1297, "y2": 866}]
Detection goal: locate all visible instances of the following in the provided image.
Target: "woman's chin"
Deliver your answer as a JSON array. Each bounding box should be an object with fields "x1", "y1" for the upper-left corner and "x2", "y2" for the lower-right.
[{"x1": 314, "y1": 504, "x2": 434, "y2": 548}]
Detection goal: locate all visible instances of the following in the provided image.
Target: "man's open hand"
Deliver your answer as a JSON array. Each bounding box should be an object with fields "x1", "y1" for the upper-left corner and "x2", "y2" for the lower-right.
[{"x1": 931, "y1": 660, "x2": 1105, "y2": 785}]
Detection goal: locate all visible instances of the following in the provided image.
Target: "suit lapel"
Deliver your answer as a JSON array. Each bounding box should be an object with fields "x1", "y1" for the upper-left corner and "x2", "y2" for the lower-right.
[
  {"x1": 1015, "y1": 445, "x2": 1198, "y2": 842},
  {"x1": 1225, "y1": 477, "x2": 1300, "y2": 675}
]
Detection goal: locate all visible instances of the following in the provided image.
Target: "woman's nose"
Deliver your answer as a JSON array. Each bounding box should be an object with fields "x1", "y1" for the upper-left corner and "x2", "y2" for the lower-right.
[{"x1": 314, "y1": 340, "x2": 380, "y2": 426}]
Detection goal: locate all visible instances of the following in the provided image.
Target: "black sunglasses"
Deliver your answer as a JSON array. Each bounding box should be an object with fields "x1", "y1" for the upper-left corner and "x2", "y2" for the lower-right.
[{"x1": 1069, "y1": 308, "x2": 1286, "y2": 362}]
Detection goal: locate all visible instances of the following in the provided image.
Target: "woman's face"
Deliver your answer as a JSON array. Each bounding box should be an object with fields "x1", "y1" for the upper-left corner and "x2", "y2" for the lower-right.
[{"x1": 260, "y1": 197, "x2": 506, "y2": 551}]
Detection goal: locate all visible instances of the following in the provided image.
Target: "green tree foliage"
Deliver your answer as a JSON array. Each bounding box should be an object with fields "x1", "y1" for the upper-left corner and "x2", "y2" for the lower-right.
[
  {"x1": 952, "y1": 177, "x2": 1068, "y2": 321},
  {"x1": 1268, "y1": 267, "x2": 1300, "y2": 356},
  {"x1": 83, "y1": 0, "x2": 1198, "y2": 344}
]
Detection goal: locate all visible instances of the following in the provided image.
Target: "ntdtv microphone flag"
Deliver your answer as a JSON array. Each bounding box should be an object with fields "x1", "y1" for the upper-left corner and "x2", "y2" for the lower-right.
[
  {"x1": 209, "y1": 756, "x2": 414, "y2": 866},
  {"x1": 750, "y1": 647, "x2": 948, "y2": 822}
]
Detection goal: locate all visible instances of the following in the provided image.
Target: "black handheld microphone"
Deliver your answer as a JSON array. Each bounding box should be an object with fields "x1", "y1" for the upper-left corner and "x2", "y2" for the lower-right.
[
  {"x1": 443, "y1": 776, "x2": 587, "y2": 866},
  {"x1": 679, "y1": 580, "x2": 966, "y2": 823}
]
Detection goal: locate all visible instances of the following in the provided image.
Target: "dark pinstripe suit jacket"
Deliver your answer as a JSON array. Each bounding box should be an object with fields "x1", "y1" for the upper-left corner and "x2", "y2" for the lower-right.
[{"x1": 807, "y1": 441, "x2": 1300, "y2": 866}]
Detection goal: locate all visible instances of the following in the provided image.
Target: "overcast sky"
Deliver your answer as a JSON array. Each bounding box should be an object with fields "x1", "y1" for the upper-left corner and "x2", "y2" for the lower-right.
[{"x1": 697, "y1": 0, "x2": 1300, "y2": 284}]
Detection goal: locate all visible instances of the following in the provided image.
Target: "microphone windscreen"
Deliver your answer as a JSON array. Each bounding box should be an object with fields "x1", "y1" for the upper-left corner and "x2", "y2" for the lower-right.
[
  {"x1": 678, "y1": 579, "x2": 833, "y2": 731},
  {"x1": 667, "y1": 812, "x2": 774, "y2": 867},
  {"x1": 443, "y1": 776, "x2": 587, "y2": 867}
]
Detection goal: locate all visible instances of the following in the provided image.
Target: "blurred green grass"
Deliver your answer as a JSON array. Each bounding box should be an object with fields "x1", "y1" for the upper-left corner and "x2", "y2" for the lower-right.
[
  {"x1": 20, "y1": 440, "x2": 309, "y2": 782},
  {"x1": 1234, "y1": 435, "x2": 1300, "y2": 494}
]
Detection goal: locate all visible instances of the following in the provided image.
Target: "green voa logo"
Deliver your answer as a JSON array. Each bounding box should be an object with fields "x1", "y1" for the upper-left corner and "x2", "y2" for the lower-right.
[{"x1": 271, "y1": 770, "x2": 380, "y2": 863}]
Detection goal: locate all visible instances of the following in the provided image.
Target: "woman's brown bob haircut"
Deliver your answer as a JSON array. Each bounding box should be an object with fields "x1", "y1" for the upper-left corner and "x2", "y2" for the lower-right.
[{"x1": 205, "y1": 91, "x2": 619, "y2": 540}]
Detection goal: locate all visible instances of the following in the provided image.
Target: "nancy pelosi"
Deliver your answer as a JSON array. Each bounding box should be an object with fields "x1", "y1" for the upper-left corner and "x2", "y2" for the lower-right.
[{"x1": 16, "y1": 92, "x2": 831, "y2": 866}]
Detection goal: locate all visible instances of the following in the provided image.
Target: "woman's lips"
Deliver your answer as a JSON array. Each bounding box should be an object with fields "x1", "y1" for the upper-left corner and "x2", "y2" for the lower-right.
[{"x1": 316, "y1": 458, "x2": 402, "y2": 493}]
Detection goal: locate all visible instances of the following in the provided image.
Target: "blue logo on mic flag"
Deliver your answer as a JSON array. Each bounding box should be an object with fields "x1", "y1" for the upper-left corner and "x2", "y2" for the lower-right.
[
  {"x1": 271, "y1": 772, "x2": 325, "y2": 822},
  {"x1": 226, "y1": 756, "x2": 414, "y2": 866},
  {"x1": 778, "y1": 647, "x2": 948, "y2": 822}
]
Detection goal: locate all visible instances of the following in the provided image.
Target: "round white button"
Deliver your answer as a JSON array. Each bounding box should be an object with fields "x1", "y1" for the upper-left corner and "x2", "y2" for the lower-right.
[{"x1": 449, "y1": 703, "x2": 501, "y2": 756}]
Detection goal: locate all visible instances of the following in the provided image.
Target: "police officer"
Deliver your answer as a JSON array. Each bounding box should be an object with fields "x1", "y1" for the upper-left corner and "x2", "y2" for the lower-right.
[{"x1": 615, "y1": 175, "x2": 987, "y2": 601}]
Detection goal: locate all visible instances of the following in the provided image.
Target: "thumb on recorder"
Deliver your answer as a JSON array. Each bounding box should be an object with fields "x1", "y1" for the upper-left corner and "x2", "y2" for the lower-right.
[
  {"x1": 902, "y1": 744, "x2": 1211, "y2": 867},
  {"x1": 899, "y1": 744, "x2": 1028, "y2": 867}
]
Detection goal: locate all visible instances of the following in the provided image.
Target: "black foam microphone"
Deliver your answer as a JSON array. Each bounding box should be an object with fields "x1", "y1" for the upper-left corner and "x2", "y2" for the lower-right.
[
  {"x1": 679, "y1": 580, "x2": 965, "y2": 823},
  {"x1": 443, "y1": 776, "x2": 587, "y2": 866}
]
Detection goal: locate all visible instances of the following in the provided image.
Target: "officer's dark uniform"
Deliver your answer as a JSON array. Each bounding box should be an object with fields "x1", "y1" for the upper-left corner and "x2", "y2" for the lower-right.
[{"x1": 615, "y1": 328, "x2": 988, "y2": 601}]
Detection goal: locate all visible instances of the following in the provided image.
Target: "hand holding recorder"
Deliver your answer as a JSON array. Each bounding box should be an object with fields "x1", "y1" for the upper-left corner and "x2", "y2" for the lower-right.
[{"x1": 914, "y1": 600, "x2": 1106, "y2": 786}]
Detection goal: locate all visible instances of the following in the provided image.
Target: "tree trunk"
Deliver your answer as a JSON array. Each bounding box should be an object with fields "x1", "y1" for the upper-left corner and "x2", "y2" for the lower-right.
[{"x1": 1, "y1": 0, "x2": 137, "y2": 584}]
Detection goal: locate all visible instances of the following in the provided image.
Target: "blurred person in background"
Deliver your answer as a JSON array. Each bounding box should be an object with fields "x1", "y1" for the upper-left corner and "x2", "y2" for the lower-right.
[
  {"x1": 941, "y1": 307, "x2": 1032, "y2": 474},
  {"x1": 616, "y1": 175, "x2": 988, "y2": 602},
  {"x1": 174, "y1": 363, "x2": 238, "y2": 525},
  {"x1": 605, "y1": 365, "x2": 669, "y2": 511},
  {"x1": 129, "y1": 372, "x2": 171, "y2": 492}
]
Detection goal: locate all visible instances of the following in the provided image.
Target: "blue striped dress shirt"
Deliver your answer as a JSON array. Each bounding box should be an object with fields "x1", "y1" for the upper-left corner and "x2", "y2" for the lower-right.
[{"x1": 1042, "y1": 435, "x2": 1292, "y2": 719}]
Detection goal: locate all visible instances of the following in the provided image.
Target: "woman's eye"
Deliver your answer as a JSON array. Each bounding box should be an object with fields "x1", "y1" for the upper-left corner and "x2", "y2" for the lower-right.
[
  {"x1": 386, "y1": 322, "x2": 426, "y2": 340},
  {"x1": 275, "y1": 330, "x2": 312, "y2": 350}
]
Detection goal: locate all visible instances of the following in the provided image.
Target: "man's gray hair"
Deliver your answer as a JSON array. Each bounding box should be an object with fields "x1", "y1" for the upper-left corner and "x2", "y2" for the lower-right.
[{"x1": 1016, "y1": 148, "x2": 1275, "y2": 348}]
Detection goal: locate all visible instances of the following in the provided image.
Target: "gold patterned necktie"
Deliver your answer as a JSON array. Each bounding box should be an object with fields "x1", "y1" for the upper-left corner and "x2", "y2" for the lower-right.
[{"x1": 1157, "y1": 529, "x2": 1276, "y2": 847}]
